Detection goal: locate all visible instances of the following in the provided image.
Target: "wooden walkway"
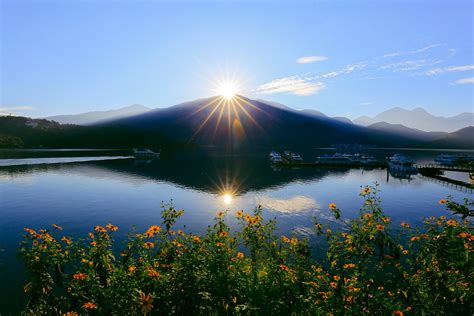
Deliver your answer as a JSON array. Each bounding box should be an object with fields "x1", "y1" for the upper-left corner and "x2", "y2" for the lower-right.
[{"x1": 415, "y1": 163, "x2": 474, "y2": 173}]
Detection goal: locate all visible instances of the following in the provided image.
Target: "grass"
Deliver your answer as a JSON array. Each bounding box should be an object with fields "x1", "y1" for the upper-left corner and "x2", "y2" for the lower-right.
[{"x1": 19, "y1": 184, "x2": 473, "y2": 315}]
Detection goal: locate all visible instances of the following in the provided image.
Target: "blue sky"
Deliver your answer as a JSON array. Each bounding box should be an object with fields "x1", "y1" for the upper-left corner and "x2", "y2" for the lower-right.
[{"x1": 1, "y1": 0, "x2": 473, "y2": 118}]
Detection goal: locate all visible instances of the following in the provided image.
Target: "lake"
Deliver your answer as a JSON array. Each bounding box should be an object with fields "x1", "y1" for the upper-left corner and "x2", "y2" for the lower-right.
[{"x1": 0, "y1": 149, "x2": 472, "y2": 313}]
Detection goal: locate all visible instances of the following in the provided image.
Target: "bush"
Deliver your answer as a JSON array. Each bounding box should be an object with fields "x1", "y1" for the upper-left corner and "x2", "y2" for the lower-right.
[{"x1": 19, "y1": 184, "x2": 473, "y2": 315}]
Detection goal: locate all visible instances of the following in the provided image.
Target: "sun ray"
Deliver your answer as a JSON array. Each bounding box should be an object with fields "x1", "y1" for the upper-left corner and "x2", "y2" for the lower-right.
[{"x1": 191, "y1": 97, "x2": 226, "y2": 140}]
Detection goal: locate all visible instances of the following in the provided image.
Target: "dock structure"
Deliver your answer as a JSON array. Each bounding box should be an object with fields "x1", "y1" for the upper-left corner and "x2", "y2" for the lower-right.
[
  {"x1": 419, "y1": 175, "x2": 473, "y2": 193},
  {"x1": 415, "y1": 163, "x2": 474, "y2": 173}
]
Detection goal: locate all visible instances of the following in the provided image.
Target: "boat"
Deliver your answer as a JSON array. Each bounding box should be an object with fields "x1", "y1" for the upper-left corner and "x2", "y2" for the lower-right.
[
  {"x1": 315, "y1": 153, "x2": 353, "y2": 165},
  {"x1": 283, "y1": 151, "x2": 303, "y2": 163},
  {"x1": 269, "y1": 151, "x2": 283, "y2": 164},
  {"x1": 133, "y1": 148, "x2": 160, "y2": 159},
  {"x1": 360, "y1": 155, "x2": 379, "y2": 165},
  {"x1": 387, "y1": 153, "x2": 417, "y2": 173},
  {"x1": 435, "y1": 154, "x2": 474, "y2": 165}
]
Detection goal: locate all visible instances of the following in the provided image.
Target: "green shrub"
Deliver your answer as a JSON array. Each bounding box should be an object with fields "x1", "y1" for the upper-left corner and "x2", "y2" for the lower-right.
[{"x1": 19, "y1": 184, "x2": 473, "y2": 315}]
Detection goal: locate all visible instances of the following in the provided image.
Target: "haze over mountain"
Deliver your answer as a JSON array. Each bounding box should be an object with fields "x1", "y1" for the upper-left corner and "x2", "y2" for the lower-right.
[
  {"x1": 354, "y1": 107, "x2": 474, "y2": 133},
  {"x1": 46, "y1": 104, "x2": 151, "y2": 125}
]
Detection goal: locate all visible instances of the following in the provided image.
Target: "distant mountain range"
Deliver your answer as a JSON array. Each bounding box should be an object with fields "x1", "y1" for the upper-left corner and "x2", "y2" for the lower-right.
[
  {"x1": 1, "y1": 96, "x2": 472, "y2": 150},
  {"x1": 354, "y1": 107, "x2": 473, "y2": 133},
  {"x1": 46, "y1": 104, "x2": 151, "y2": 125}
]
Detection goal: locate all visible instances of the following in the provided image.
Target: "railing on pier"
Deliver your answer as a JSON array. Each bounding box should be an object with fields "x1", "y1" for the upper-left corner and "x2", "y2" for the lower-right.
[{"x1": 415, "y1": 164, "x2": 474, "y2": 172}]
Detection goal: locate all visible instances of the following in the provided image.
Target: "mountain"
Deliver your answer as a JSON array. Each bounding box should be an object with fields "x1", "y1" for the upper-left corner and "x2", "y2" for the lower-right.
[
  {"x1": 2, "y1": 96, "x2": 472, "y2": 150},
  {"x1": 46, "y1": 104, "x2": 151, "y2": 125},
  {"x1": 97, "y1": 96, "x2": 443, "y2": 150},
  {"x1": 367, "y1": 122, "x2": 447, "y2": 142},
  {"x1": 354, "y1": 107, "x2": 474, "y2": 132}
]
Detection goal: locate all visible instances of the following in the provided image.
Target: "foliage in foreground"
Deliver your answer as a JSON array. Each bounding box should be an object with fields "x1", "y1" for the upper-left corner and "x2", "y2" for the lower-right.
[{"x1": 19, "y1": 185, "x2": 473, "y2": 315}]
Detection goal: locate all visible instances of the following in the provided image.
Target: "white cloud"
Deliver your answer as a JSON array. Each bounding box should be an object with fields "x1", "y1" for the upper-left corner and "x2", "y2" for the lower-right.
[
  {"x1": 383, "y1": 52, "x2": 401, "y2": 58},
  {"x1": 454, "y1": 77, "x2": 474, "y2": 85},
  {"x1": 359, "y1": 102, "x2": 374, "y2": 106},
  {"x1": 318, "y1": 62, "x2": 368, "y2": 78},
  {"x1": 426, "y1": 64, "x2": 474, "y2": 76},
  {"x1": 380, "y1": 59, "x2": 443, "y2": 72},
  {"x1": 0, "y1": 106, "x2": 34, "y2": 116},
  {"x1": 256, "y1": 76, "x2": 325, "y2": 96},
  {"x1": 297, "y1": 55, "x2": 328, "y2": 64},
  {"x1": 411, "y1": 43, "x2": 441, "y2": 54}
]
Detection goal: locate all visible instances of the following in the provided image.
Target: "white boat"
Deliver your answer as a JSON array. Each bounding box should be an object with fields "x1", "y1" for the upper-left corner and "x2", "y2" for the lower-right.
[
  {"x1": 360, "y1": 155, "x2": 379, "y2": 165},
  {"x1": 315, "y1": 154, "x2": 353, "y2": 165},
  {"x1": 133, "y1": 148, "x2": 160, "y2": 159},
  {"x1": 269, "y1": 151, "x2": 283, "y2": 163},
  {"x1": 387, "y1": 154, "x2": 417, "y2": 173},
  {"x1": 283, "y1": 150, "x2": 303, "y2": 162}
]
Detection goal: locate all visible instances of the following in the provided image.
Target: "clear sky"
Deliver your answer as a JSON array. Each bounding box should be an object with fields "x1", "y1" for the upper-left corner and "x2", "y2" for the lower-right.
[{"x1": 1, "y1": 0, "x2": 473, "y2": 118}]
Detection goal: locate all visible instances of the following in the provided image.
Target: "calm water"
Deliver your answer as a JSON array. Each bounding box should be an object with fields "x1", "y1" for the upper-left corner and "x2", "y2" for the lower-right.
[{"x1": 0, "y1": 149, "x2": 472, "y2": 312}]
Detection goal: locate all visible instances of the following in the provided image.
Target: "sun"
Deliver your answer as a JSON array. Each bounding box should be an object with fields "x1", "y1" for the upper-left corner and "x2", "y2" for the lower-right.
[
  {"x1": 216, "y1": 81, "x2": 239, "y2": 99},
  {"x1": 223, "y1": 193, "x2": 233, "y2": 205}
]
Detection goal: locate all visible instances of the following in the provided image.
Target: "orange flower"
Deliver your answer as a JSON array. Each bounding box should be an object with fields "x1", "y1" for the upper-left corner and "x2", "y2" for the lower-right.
[
  {"x1": 343, "y1": 263, "x2": 356, "y2": 269},
  {"x1": 106, "y1": 223, "x2": 118, "y2": 231},
  {"x1": 63, "y1": 312, "x2": 78, "y2": 316},
  {"x1": 139, "y1": 292, "x2": 153, "y2": 314},
  {"x1": 217, "y1": 211, "x2": 225, "y2": 218},
  {"x1": 61, "y1": 236, "x2": 72, "y2": 245},
  {"x1": 219, "y1": 231, "x2": 228, "y2": 237},
  {"x1": 90, "y1": 241, "x2": 97, "y2": 247},
  {"x1": 376, "y1": 224, "x2": 385, "y2": 231},
  {"x1": 328, "y1": 203, "x2": 337, "y2": 210},
  {"x1": 82, "y1": 302, "x2": 97, "y2": 309},
  {"x1": 128, "y1": 266, "x2": 136, "y2": 273},
  {"x1": 381, "y1": 217, "x2": 390, "y2": 224},
  {"x1": 333, "y1": 275, "x2": 341, "y2": 281},
  {"x1": 363, "y1": 213, "x2": 372, "y2": 219},
  {"x1": 330, "y1": 282, "x2": 337, "y2": 288},
  {"x1": 392, "y1": 311, "x2": 404, "y2": 316},
  {"x1": 438, "y1": 199, "x2": 447, "y2": 204},
  {"x1": 144, "y1": 242, "x2": 154, "y2": 249},
  {"x1": 216, "y1": 242, "x2": 225, "y2": 247},
  {"x1": 279, "y1": 264, "x2": 290, "y2": 272},
  {"x1": 400, "y1": 222, "x2": 410, "y2": 228},
  {"x1": 192, "y1": 235, "x2": 201, "y2": 242},
  {"x1": 73, "y1": 273, "x2": 87, "y2": 280},
  {"x1": 281, "y1": 236, "x2": 290, "y2": 243},
  {"x1": 361, "y1": 187, "x2": 371, "y2": 194},
  {"x1": 236, "y1": 210, "x2": 243, "y2": 218},
  {"x1": 24, "y1": 228, "x2": 37, "y2": 236},
  {"x1": 446, "y1": 219, "x2": 458, "y2": 226},
  {"x1": 94, "y1": 226, "x2": 107, "y2": 233},
  {"x1": 148, "y1": 268, "x2": 160, "y2": 278},
  {"x1": 236, "y1": 252, "x2": 245, "y2": 258},
  {"x1": 51, "y1": 224, "x2": 63, "y2": 230},
  {"x1": 290, "y1": 237, "x2": 298, "y2": 245}
]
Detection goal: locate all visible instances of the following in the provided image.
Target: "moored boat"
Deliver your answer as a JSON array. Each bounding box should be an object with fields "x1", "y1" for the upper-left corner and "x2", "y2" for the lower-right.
[
  {"x1": 435, "y1": 154, "x2": 474, "y2": 165},
  {"x1": 387, "y1": 153, "x2": 417, "y2": 173},
  {"x1": 269, "y1": 151, "x2": 283, "y2": 164},
  {"x1": 283, "y1": 151, "x2": 303, "y2": 163}
]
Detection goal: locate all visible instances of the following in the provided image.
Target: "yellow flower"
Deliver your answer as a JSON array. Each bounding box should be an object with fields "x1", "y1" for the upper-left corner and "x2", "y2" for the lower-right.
[
  {"x1": 392, "y1": 311, "x2": 404, "y2": 316},
  {"x1": 290, "y1": 237, "x2": 298, "y2": 245},
  {"x1": 333, "y1": 275, "x2": 341, "y2": 281},
  {"x1": 144, "y1": 242, "x2": 154, "y2": 249},
  {"x1": 219, "y1": 231, "x2": 228, "y2": 237},
  {"x1": 381, "y1": 217, "x2": 390, "y2": 223},
  {"x1": 192, "y1": 235, "x2": 201, "y2": 242},
  {"x1": 217, "y1": 211, "x2": 225, "y2": 218},
  {"x1": 281, "y1": 236, "x2": 290, "y2": 243},
  {"x1": 24, "y1": 228, "x2": 37, "y2": 236},
  {"x1": 82, "y1": 302, "x2": 97, "y2": 309},
  {"x1": 63, "y1": 312, "x2": 78, "y2": 316},
  {"x1": 376, "y1": 224, "x2": 385, "y2": 231},
  {"x1": 363, "y1": 213, "x2": 372, "y2": 219},
  {"x1": 330, "y1": 282, "x2": 337, "y2": 288},
  {"x1": 236, "y1": 252, "x2": 245, "y2": 258},
  {"x1": 73, "y1": 273, "x2": 87, "y2": 280},
  {"x1": 139, "y1": 292, "x2": 154, "y2": 314},
  {"x1": 438, "y1": 199, "x2": 447, "y2": 204},
  {"x1": 61, "y1": 236, "x2": 72, "y2": 245},
  {"x1": 400, "y1": 222, "x2": 410, "y2": 228},
  {"x1": 236, "y1": 210, "x2": 243, "y2": 218},
  {"x1": 128, "y1": 266, "x2": 136, "y2": 273},
  {"x1": 343, "y1": 263, "x2": 356, "y2": 269},
  {"x1": 328, "y1": 203, "x2": 337, "y2": 210},
  {"x1": 361, "y1": 187, "x2": 371, "y2": 194}
]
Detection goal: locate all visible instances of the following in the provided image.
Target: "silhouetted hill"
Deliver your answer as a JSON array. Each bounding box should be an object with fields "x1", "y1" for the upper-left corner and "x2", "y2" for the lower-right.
[
  {"x1": 99, "y1": 96, "x2": 438, "y2": 150},
  {"x1": 367, "y1": 122, "x2": 447, "y2": 141},
  {"x1": 1, "y1": 97, "x2": 472, "y2": 150},
  {"x1": 46, "y1": 104, "x2": 151, "y2": 125},
  {"x1": 427, "y1": 126, "x2": 474, "y2": 149},
  {"x1": 354, "y1": 107, "x2": 473, "y2": 132}
]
